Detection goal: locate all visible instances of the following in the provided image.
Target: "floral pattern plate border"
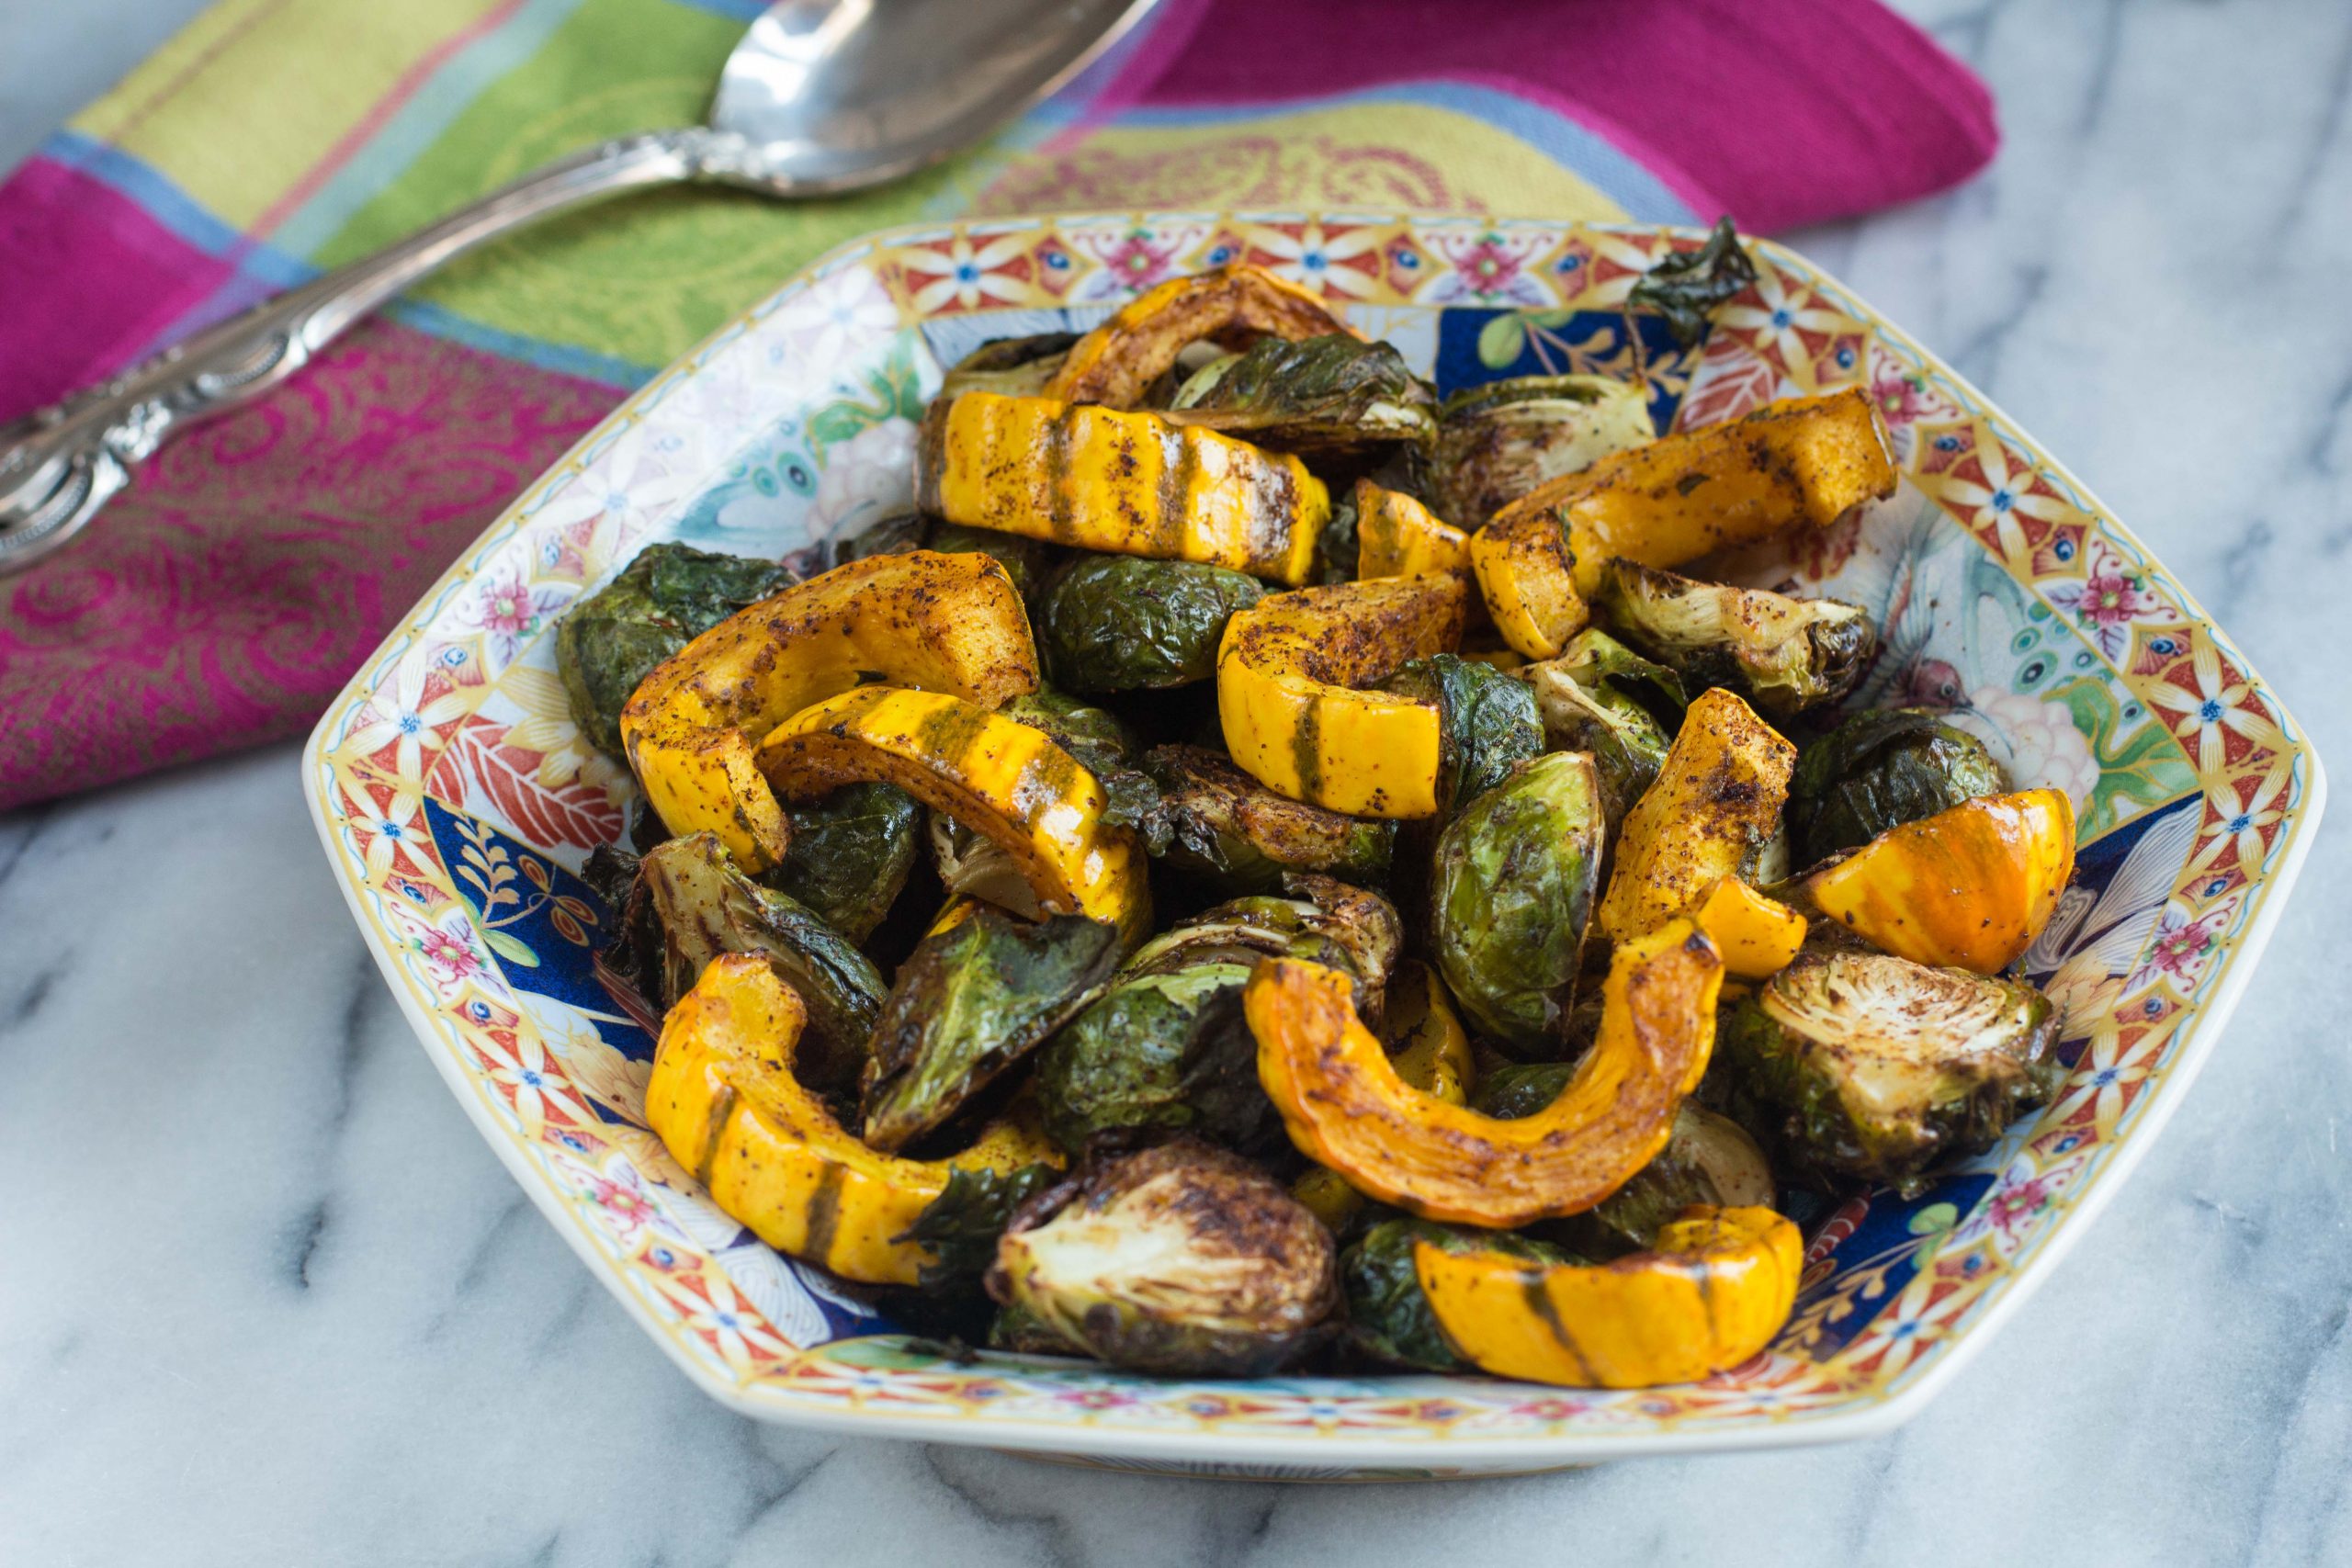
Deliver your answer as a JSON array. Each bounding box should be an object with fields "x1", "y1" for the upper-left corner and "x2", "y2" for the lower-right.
[{"x1": 303, "y1": 212, "x2": 2324, "y2": 1478}]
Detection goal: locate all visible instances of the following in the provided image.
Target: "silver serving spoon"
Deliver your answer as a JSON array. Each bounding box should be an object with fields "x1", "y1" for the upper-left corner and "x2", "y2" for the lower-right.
[{"x1": 0, "y1": 0, "x2": 1157, "y2": 574}]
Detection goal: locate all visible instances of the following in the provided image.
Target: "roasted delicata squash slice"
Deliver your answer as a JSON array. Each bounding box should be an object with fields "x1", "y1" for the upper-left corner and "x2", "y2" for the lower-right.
[
  {"x1": 618, "y1": 550, "x2": 1038, "y2": 872},
  {"x1": 1354, "y1": 479, "x2": 1471, "y2": 581},
  {"x1": 1486, "y1": 389, "x2": 1897, "y2": 598},
  {"x1": 754, "y1": 685, "x2": 1150, "y2": 944},
  {"x1": 1248, "y1": 919, "x2": 1725, "y2": 1227},
  {"x1": 1291, "y1": 960, "x2": 1476, "y2": 1233},
  {"x1": 1694, "y1": 875, "x2": 1809, "y2": 979},
  {"x1": 1469, "y1": 502, "x2": 1589, "y2": 660},
  {"x1": 1414, "y1": 1204, "x2": 1801, "y2": 1387},
  {"x1": 1804, "y1": 788, "x2": 2076, "y2": 973},
  {"x1": 1600, "y1": 687, "x2": 1797, "y2": 942},
  {"x1": 645, "y1": 954, "x2": 1059, "y2": 1286},
  {"x1": 916, "y1": 391, "x2": 1329, "y2": 586},
  {"x1": 1045, "y1": 262, "x2": 1356, "y2": 409},
  {"x1": 1216, "y1": 572, "x2": 1470, "y2": 817}
]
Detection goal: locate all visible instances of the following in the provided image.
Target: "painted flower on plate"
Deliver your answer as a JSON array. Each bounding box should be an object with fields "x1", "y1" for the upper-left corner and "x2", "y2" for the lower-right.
[
  {"x1": 1951, "y1": 686, "x2": 2099, "y2": 807},
  {"x1": 809, "y1": 418, "x2": 918, "y2": 537}
]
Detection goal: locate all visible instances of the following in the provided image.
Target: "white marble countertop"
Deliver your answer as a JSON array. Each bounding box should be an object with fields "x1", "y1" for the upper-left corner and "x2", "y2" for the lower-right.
[{"x1": 5, "y1": 1, "x2": 2349, "y2": 1562}]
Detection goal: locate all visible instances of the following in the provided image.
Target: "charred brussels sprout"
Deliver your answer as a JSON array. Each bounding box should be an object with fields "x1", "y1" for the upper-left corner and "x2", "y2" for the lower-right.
[
  {"x1": 1032, "y1": 964, "x2": 1273, "y2": 1156},
  {"x1": 768, "y1": 783, "x2": 922, "y2": 942},
  {"x1": 1594, "y1": 559, "x2": 1876, "y2": 718},
  {"x1": 1429, "y1": 751, "x2": 1605, "y2": 1056},
  {"x1": 896, "y1": 1163, "x2": 1062, "y2": 1293},
  {"x1": 602, "y1": 832, "x2": 885, "y2": 1095},
  {"x1": 1040, "y1": 554, "x2": 1265, "y2": 693},
  {"x1": 1787, "y1": 706, "x2": 2011, "y2": 863},
  {"x1": 939, "y1": 331, "x2": 1079, "y2": 400},
  {"x1": 1122, "y1": 875, "x2": 1402, "y2": 1023},
  {"x1": 1517, "y1": 660, "x2": 1671, "y2": 823},
  {"x1": 1430, "y1": 374, "x2": 1656, "y2": 526},
  {"x1": 1342, "y1": 1218, "x2": 1579, "y2": 1371},
  {"x1": 1136, "y1": 744, "x2": 1394, "y2": 894},
  {"x1": 1167, "y1": 333, "x2": 1438, "y2": 459},
  {"x1": 1719, "y1": 950, "x2": 2063, "y2": 1191},
  {"x1": 861, "y1": 907, "x2": 1124, "y2": 1152},
  {"x1": 988, "y1": 1300, "x2": 1083, "y2": 1355},
  {"x1": 556, "y1": 542, "x2": 797, "y2": 757},
  {"x1": 989, "y1": 1138, "x2": 1339, "y2": 1377},
  {"x1": 1551, "y1": 627, "x2": 1688, "y2": 722}
]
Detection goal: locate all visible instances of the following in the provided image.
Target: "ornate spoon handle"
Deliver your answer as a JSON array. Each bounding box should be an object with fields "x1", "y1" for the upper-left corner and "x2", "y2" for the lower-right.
[{"x1": 0, "y1": 126, "x2": 742, "y2": 574}]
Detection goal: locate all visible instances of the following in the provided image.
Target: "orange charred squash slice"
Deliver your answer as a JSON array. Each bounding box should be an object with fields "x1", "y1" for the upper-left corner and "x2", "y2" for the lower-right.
[
  {"x1": 1248, "y1": 919, "x2": 1724, "y2": 1226},
  {"x1": 646, "y1": 954, "x2": 1059, "y2": 1286},
  {"x1": 618, "y1": 550, "x2": 1037, "y2": 872},
  {"x1": 1804, "y1": 788, "x2": 2076, "y2": 973},
  {"x1": 1415, "y1": 1204, "x2": 1802, "y2": 1387},
  {"x1": 1045, "y1": 263, "x2": 1356, "y2": 409}
]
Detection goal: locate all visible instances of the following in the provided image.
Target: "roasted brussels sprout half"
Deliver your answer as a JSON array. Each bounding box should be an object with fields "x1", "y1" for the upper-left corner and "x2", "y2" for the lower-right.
[
  {"x1": 1787, "y1": 706, "x2": 2012, "y2": 863},
  {"x1": 1551, "y1": 627, "x2": 1688, "y2": 722},
  {"x1": 556, "y1": 542, "x2": 797, "y2": 757},
  {"x1": 1134, "y1": 744, "x2": 1395, "y2": 895},
  {"x1": 1167, "y1": 333, "x2": 1438, "y2": 459},
  {"x1": 988, "y1": 1300, "x2": 1084, "y2": 1356},
  {"x1": 1430, "y1": 374, "x2": 1656, "y2": 526},
  {"x1": 938, "y1": 331, "x2": 1079, "y2": 400},
  {"x1": 1310, "y1": 482, "x2": 1361, "y2": 584},
  {"x1": 1593, "y1": 559, "x2": 1876, "y2": 718},
  {"x1": 862, "y1": 907, "x2": 1124, "y2": 1152},
  {"x1": 766, "y1": 782, "x2": 923, "y2": 942},
  {"x1": 1429, "y1": 750, "x2": 1605, "y2": 1057},
  {"x1": 1467, "y1": 1060, "x2": 1576, "y2": 1121},
  {"x1": 1032, "y1": 964, "x2": 1271, "y2": 1156},
  {"x1": 1719, "y1": 950, "x2": 2063, "y2": 1191},
  {"x1": 1039, "y1": 554, "x2": 1264, "y2": 693},
  {"x1": 1342, "y1": 1217, "x2": 1579, "y2": 1371},
  {"x1": 600, "y1": 832, "x2": 885, "y2": 1096},
  {"x1": 989, "y1": 1138, "x2": 1339, "y2": 1377},
  {"x1": 1517, "y1": 659, "x2": 1672, "y2": 822},
  {"x1": 1121, "y1": 875, "x2": 1403, "y2": 1023},
  {"x1": 895, "y1": 1162, "x2": 1061, "y2": 1293}
]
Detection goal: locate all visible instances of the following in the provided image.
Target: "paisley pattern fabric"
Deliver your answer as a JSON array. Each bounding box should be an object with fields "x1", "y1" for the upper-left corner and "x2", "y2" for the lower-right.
[{"x1": 0, "y1": 0, "x2": 1996, "y2": 810}]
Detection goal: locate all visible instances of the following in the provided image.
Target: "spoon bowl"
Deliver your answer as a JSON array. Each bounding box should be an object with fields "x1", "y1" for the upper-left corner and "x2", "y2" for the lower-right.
[{"x1": 0, "y1": 0, "x2": 1159, "y2": 572}]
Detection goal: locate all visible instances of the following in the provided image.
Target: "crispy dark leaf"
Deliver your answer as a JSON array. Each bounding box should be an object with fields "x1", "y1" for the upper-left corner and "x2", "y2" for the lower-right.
[
  {"x1": 610, "y1": 832, "x2": 885, "y2": 1096},
  {"x1": 896, "y1": 1162, "x2": 1062, "y2": 1294},
  {"x1": 862, "y1": 907, "x2": 1125, "y2": 1152},
  {"x1": 1787, "y1": 706, "x2": 2012, "y2": 863},
  {"x1": 555, "y1": 543, "x2": 797, "y2": 757},
  {"x1": 1628, "y1": 216, "x2": 1759, "y2": 345},
  {"x1": 1136, "y1": 744, "x2": 1395, "y2": 896},
  {"x1": 766, "y1": 783, "x2": 923, "y2": 942},
  {"x1": 1166, "y1": 333, "x2": 1437, "y2": 458}
]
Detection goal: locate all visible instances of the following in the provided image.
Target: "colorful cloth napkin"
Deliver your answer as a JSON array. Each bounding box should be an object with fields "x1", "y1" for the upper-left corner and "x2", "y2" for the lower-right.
[{"x1": 0, "y1": 0, "x2": 1996, "y2": 812}]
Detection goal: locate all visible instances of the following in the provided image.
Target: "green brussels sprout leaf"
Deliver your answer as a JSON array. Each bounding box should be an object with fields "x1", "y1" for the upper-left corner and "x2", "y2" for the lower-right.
[
  {"x1": 1167, "y1": 333, "x2": 1438, "y2": 459},
  {"x1": 1429, "y1": 750, "x2": 1604, "y2": 1056},
  {"x1": 895, "y1": 1162, "x2": 1062, "y2": 1294},
  {"x1": 555, "y1": 542, "x2": 797, "y2": 757},
  {"x1": 1627, "y1": 216, "x2": 1759, "y2": 346},
  {"x1": 766, "y1": 782, "x2": 923, "y2": 942},
  {"x1": 1033, "y1": 964, "x2": 1279, "y2": 1157},
  {"x1": 1788, "y1": 706, "x2": 2012, "y2": 863},
  {"x1": 1040, "y1": 555, "x2": 1264, "y2": 693},
  {"x1": 862, "y1": 906, "x2": 1125, "y2": 1152}
]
